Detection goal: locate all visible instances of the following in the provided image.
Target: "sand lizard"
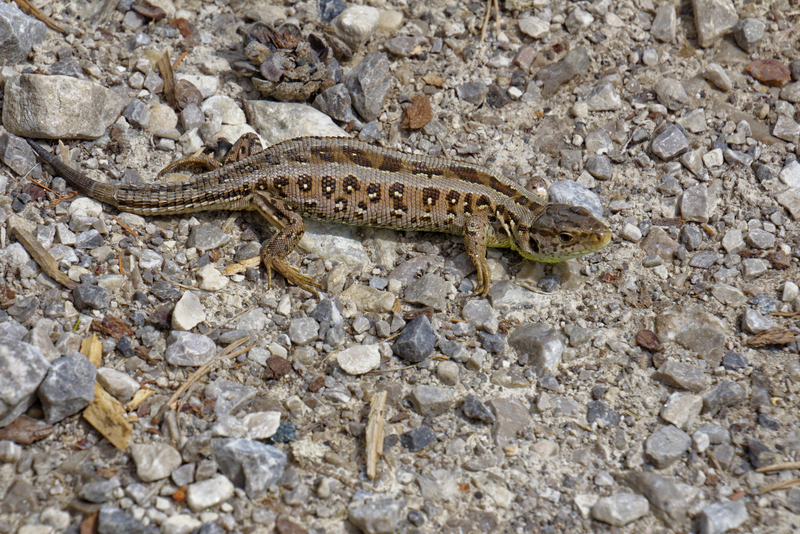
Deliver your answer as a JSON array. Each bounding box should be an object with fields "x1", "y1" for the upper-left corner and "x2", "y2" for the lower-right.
[{"x1": 26, "y1": 136, "x2": 611, "y2": 296}]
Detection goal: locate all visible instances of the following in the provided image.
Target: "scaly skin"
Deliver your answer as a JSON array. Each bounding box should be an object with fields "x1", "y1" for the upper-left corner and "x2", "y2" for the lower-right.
[{"x1": 27, "y1": 136, "x2": 611, "y2": 296}]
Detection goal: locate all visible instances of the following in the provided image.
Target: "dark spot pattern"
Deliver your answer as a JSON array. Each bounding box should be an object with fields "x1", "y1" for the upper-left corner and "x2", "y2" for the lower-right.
[
  {"x1": 317, "y1": 148, "x2": 336, "y2": 163},
  {"x1": 378, "y1": 155, "x2": 403, "y2": 173},
  {"x1": 298, "y1": 174, "x2": 313, "y2": 192},
  {"x1": 286, "y1": 149, "x2": 310, "y2": 164},
  {"x1": 274, "y1": 175, "x2": 289, "y2": 189},
  {"x1": 389, "y1": 182, "x2": 404, "y2": 199},
  {"x1": 367, "y1": 183, "x2": 381, "y2": 203},
  {"x1": 476, "y1": 194, "x2": 492, "y2": 209},
  {"x1": 463, "y1": 192, "x2": 473, "y2": 215},
  {"x1": 321, "y1": 176, "x2": 336, "y2": 199},
  {"x1": 346, "y1": 147, "x2": 372, "y2": 168},
  {"x1": 446, "y1": 190, "x2": 460, "y2": 210},
  {"x1": 343, "y1": 174, "x2": 360, "y2": 194},
  {"x1": 334, "y1": 197, "x2": 348, "y2": 213},
  {"x1": 422, "y1": 187, "x2": 440, "y2": 208},
  {"x1": 411, "y1": 161, "x2": 437, "y2": 178}
]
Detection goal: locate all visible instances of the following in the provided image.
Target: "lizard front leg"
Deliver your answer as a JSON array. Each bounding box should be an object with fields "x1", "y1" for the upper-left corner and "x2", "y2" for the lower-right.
[
  {"x1": 463, "y1": 214, "x2": 492, "y2": 297},
  {"x1": 250, "y1": 190, "x2": 323, "y2": 295}
]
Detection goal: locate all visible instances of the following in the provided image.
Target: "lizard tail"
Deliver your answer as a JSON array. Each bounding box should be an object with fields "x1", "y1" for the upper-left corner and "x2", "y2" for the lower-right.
[{"x1": 26, "y1": 139, "x2": 118, "y2": 207}]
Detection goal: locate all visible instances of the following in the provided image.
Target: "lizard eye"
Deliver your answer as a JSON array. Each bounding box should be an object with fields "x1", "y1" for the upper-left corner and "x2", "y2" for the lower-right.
[{"x1": 558, "y1": 232, "x2": 574, "y2": 244}]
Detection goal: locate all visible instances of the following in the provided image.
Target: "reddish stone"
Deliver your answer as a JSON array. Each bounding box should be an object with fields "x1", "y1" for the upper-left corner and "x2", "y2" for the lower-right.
[{"x1": 745, "y1": 59, "x2": 791, "y2": 86}]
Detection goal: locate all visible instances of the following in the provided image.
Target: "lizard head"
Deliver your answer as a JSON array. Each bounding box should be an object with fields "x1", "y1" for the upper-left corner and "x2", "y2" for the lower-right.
[{"x1": 513, "y1": 204, "x2": 611, "y2": 262}]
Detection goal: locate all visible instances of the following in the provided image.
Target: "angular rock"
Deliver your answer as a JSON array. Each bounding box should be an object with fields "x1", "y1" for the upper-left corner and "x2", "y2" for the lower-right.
[
  {"x1": 0, "y1": 339, "x2": 50, "y2": 427},
  {"x1": 212, "y1": 438, "x2": 287, "y2": 498},
  {"x1": 38, "y1": 352, "x2": 96, "y2": 424}
]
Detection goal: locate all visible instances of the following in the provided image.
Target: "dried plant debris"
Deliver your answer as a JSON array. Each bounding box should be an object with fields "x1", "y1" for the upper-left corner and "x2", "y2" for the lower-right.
[{"x1": 236, "y1": 22, "x2": 335, "y2": 102}]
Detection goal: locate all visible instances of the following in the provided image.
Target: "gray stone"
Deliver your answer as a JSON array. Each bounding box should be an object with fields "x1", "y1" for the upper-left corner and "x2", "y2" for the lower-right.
[
  {"x1": 693, "y1": 0, "x2": 739, "y2": 48},
  {"x1": 742, "y1": 258, "x2": 769, "y2": 279},
  {"x1": 780, "y1": 161, "x2": 800, "y2": 188},
  {"x1": 384, "y1": 36, "x2": 428, "y2": 57},
  {"x1": 78, "y1": 477, "x2": 121, "y2": 503},
  {"x1": 123, "y1": 99, "x2": 150, "y2": 129},
  {"x1": 702, "y1": 381, "x2": 746, "y2": 414},
  {"x1": 660, "y1": 392, "x2": 703, "y2": 430},
  {"x1": 704, "y1": 63, "x2": 732, "y2": 91},
  {"x1": 462, "y1": 299, "x2": 498, "y2": 334},
  {"x1": 591, "y1": 493, "x2": 649, "y2": 527},
  {"x1": 130, "y1": 442, "x2": 182, "y2": 482},
  {"x1": 313, "y1": 83, "x2": 357, "y2": 123},
  {"x1": 584, "y1": 129, "x2": 614, "y2": 155},
  {"x1": 654, "y1": 79, "x2": 690, "y2": 111},
  {"x1": 97, "y1": 368, "x2": 139, "y2": 402},
  {"x1": 741, "y1": 308, "x2": 772, "y2": 334},
  {"x1": 773, "y1": 114, "x2": 800, "y2": 144},
  {"x1": 393, "y1": 316, "x2": 436, "y2": 363},
  {"x1": 72, "y1": 283, "x2": 110, "y2": 311},
  {"x1": 548, "y1": 180, "x2": 604, "y2": 220},
  {"x1": 400, "y1": 425, "x2": 436, "y2": 451},
  {"x1": 535, "y1": 47, "x2": 590, "y2": 99},
  {"x1": 681, "y1": 184, "x2": 711, "y2": 222},
  {"x1": 97, "y1": 507, "x2": 156, "y2": 534},
  {"x1": 456, "y1": 82, "x2": 489, "y2": 106},
  {"x1": 212, "y1": 438, "x2": 288, "y2": 498},
  {"x1": 565, "y1": 8, "x2": 594, "y2": 34},
  {"x1": 645, "y1": 425, "x2": 691, "y2": 468},
  {"x1": 0, "y1": 3, "x2": 47, "y2": 63},
  {"x1": 404, "y1": 273, "x2": 448, "y2": 311},
  {"x1": 653, "y1": 360, "x2": 709, "y2": 393},
  {"x1": 205, "y1": 378, "x2": 257, "y2": 417},
  {"x1": 781, "y1": 82, "x2": 800, "y2": 103},
  {"x1": 487, "y1": 397, "x2": 530, "y2": 447},
  {"x1": 655, "y1": 307, "x2": 726, "y2": 366},
  {"x1": 288, "y1": 317, "x2": 319, "y2": 345},
  {"x1": 622, "y1": 471, "x2": 699, "y2": 530},
  {"x1": 651, "y1": 5, "x2": 677, "y2": 42},
  {"x1": 187, "y1": 224, "x2": 231, "y2": 253},
  {"x1": 584, "y1": 83, "x2": 621, "y2": 111},
  {"x1": 587, "y1": 401, "x2": 621, "y2": 428},
  {"x1": 0, "y1": 338, "x2": 50, "y2": 427},
  {"x1": 3, "y1": 74, "x2": 127, "y2": 139},
  {"x1": 348, "y1": 496, "x2": 406, "y2": 534},
  {"x1": 165, "y1": 331, "x2": 216, "y2": 366},
  {"x1": 409, "y1": 385, "x2": 454, "y2": 417},
  {"x1": 344, "y1": 52, "x2": 391, "y2": 122},
  {"x1": 461, "y1": 394, "x2": 495, "y2": 424},
  {"x1": 38, "y1": 352, "x2": 96, "y2": 424},
  {"x1": 698, "y1": 500, "x2": 749, "y2": 534},
  {"x1": 488, "y1": 281, "x2": 542, "y2": 312},
  {"x1": 186, "y1": 475, "x2": 235, "y2": 512},
  {"x1": 733, "y1": 18, "x2": 765, "y2": 53},
  {"x1": 585, "y1": 154, "x2": 613, "y2": 180},
  {"x1": 509, "y1": 322, "x2": 564, "y2": 376},
  {"x1": 652, "y1": 125, "x2": 689, "y2": 160}
]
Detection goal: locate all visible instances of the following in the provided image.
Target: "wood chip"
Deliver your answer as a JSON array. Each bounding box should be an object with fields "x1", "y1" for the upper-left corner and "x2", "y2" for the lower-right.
[
  {"x1": 365, "y1": 390, "x2": 387, "y2": 480},
  {"x1": 81, "y1": 334, "x2": 103, "y2": 367},
  {"x1": 127, "y1": 389, "x2": 154, "y2": 412},
  {"x1": 8, "y1": 215, "x2": 76, "y2": 290},
  {"x1": 83, "y1": 383, "x2": 132, "y2": 450},
  {"x1": 156, "y1": 50, "x2": 176, "y2": 108},
  {"x1": 746, "y1": 327, "x2": 796, "y2": 347}
]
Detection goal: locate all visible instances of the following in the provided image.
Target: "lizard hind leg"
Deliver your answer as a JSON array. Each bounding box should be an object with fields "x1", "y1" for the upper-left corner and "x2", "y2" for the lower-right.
[
  {"x1": 252, "y1": 191, "x2": 323, "y2": 296},
  {"x1": 463, "y1": 214, "x2": 492, "y2": 297}
]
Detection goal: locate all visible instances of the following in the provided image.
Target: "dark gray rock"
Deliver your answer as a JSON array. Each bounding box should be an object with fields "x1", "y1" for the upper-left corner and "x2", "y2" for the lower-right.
[
  {"x1": 38, "y1": 352, "x2": 96, "y2": 424},
  {"x1": 0, "y1": 2, "x2": 47, "y2": 64},
  {"x1": 702, "y1": 381, "x2": 746, "y2": 414},
  {"x1": 344, "y1": 52, "x2": 391, "y2": 122},
  {"x1": 400, "y1": 425, "x2": 436, "y2": 451},
  {"x1": 587, "y1": 401, "x2": 621, "y2": 428},
  {"x1": 98, "y1": 507, "x2": 157, "y2": 534},
  {"x1": 72, "y1": 283, "x2": 110, "y2": 311},
  {"x1": 461, "y1": 394, "x2": 496, "y2": 424},
  {"x1": 393, "y1": 315, "x2": 435, "y2": 363},
  {"x1": 212, "y1": 438, "x2": 287, "y2": 498}
]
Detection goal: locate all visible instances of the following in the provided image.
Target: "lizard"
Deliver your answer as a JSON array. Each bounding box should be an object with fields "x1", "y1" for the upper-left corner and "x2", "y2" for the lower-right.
[{"x1": 26, "y1": 135, "x2": 612, "y2": 297}]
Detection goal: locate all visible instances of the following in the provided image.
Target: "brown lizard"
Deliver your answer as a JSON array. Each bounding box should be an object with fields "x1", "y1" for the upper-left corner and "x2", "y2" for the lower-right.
[{"x1": 26, "y1": 136, "x2": 611, "y2": 296}]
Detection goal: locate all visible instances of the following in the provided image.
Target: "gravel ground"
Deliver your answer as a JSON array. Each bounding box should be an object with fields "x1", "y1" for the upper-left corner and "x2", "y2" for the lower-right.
[{"x1": 1, "y1": 0, "x2": 800, "y2": 533}]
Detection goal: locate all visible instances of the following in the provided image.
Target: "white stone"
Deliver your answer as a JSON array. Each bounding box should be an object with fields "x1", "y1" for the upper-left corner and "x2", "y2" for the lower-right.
[
  {"x1": 161, "y1": 514, "x2": 202, "y2": 534},
  {"x1": 97, "y1": 367, "x2": 140, "y2": 402},
  {"x1": 519, "y1": 16, "x2": 550, "y2": 39},
  {"x1": 68, "y1": 197, "x2": 103, "y2": 217},
  {"x1": 196, "y1": 264, "x2": 228, "y2": 291},
  {"x1": 779, "y1": 160, "x2": 800, "y2": 188},
  {"x1": 783, "y1": 281, "x2": 799, "y2": 302},
  {"x1": 172, "y1": 291, "x2": 206, "y2": 331},
  {"x1": 702, "y1": 148, "x2": 724, "y2": 168},
  {"x1": 201, "y1": 95, "x2": 246, "y2": 125},
  {"x1": 242, "y1": 411, "x2": 281, "y2": 440},
  {"x1": 334, "y1": 5, "x2": 380, "y2": 48},
  {"x1": 175, "y1": 74, "x2": 218, "y2": 98},
  {"x1": 186, "y1": 475, "x2": 235, "y2": 512},
  {"x1": 337, "y1": 344, "x2": 381, "y2": 375}
]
